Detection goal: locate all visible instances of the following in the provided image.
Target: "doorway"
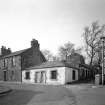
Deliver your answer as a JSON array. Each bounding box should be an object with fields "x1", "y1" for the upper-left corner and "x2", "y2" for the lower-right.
[
  {"x1": 35, "y1": 71, "x2": 46, "y2": 83},
  {"x1": 4, "y1": 71, "x2": 7, "y2": 81},
  {"x1": 40, "y1": 71, "x2": 46, "y2": 83}
]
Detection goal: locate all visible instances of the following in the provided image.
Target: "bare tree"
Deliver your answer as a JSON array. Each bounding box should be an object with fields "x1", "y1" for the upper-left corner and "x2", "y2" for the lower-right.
[
  {"x1": 58, "y1": 42, "x2": 75, "y2": 60},
  {"x1": 52, "y1": 56, "x2": 60, "y2": 61},
  {"x1": 42, "y1": 49, "x2": 60, "y2": 61},
  {"x1": 83, "y1": 21, "x2": 105, "y2": 66},
  {"x1": 42, "y1": 49, "x2": 53, "y2": 61},
  {"x1": 75, "y1": 47, "x2": 83, "y2": 54},
  {"x1": 58, "y1": 41, "x2": 82, "y2": 60},
  {"x1": 58, "y1": 41, "x2": 83, "y2": 60}
]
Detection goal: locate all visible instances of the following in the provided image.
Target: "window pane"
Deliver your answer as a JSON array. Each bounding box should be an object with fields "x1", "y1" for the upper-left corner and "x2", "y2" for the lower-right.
[
  {"x1": 11, "y1": 57, "x2": 16, "y2": 66},
  {"x1": 50, "y1": 70, "x2": 57, "y2": 80},
  {"x1": 25, "y1": 72, "x2": 30, "y2": 79},
  {"x1": 5, "y1": 59, "x2": 8, "y2": 67}
]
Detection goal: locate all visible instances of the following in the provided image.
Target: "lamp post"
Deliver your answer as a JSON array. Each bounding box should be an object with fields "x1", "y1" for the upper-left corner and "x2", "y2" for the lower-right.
[{"x1": 100, "y1": 36, "x2": 105, "y2": 85}]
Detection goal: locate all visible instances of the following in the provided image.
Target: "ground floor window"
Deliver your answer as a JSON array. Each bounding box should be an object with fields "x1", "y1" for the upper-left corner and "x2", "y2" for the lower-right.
[
  {"x1": 72, "y1": 70, "x2": 76, "y2": 80},
  {"x1": 50, "y1": 70, "x2": 57, "y2": 80},
  {"x1": 25, "y1": 72, "x2": 30, "y2": 79}
]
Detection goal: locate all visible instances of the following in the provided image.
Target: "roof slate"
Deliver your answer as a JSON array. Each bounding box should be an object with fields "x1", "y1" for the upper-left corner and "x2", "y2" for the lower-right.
[
  {"x1": 25, "y1": 61, "x2": 79, "y2": 70},
  {"x1": 0, "y1": 48, "x2": 30, "y2": 59}
]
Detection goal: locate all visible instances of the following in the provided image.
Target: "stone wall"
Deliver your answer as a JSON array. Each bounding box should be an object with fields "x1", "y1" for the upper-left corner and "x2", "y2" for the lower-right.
[
  {"x1": 0, "y1": 55, "x2": 21, "y2": 81},
  {"x1": 21, "y1": 48, "x2": 46, "y2": 70},
  {"x1": 0, "y1": 39, "x2": 46, "y2": 82}
]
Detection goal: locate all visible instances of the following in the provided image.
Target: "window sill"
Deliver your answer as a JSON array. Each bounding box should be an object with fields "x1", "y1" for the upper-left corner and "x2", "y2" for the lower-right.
[{"x1": 50, "y1": 79, "x2": 58, "y2": 81}]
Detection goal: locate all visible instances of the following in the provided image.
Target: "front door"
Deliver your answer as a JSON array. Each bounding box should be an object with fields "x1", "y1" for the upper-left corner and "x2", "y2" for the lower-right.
[
  {"x1": 40, "y1": 71, "x2": 46, "y2": 83},
  {"x1": 35, "y1": 72, "x2": 40, "y2": 83},
  {"x1": 35, "y1": 71, "x2": 46, "y2": 83},
  {"x1": 4, "y1": 71, "x2": 7, "y2": 81}
]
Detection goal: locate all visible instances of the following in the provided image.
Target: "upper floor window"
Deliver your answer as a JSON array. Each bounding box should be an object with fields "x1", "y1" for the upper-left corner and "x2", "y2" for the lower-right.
[
  {"x1": 11, "y1": 56, "x2": 16, "y2": 66},
  {"x1": 5, "y1": 59, "x2": 8, "y2": 67},
  {"x1": 3, "y1": 59, "x2": 8, "y2": 68},
  {"x1": 50, "y1": 70, "x2": 57, "y2": 80}
]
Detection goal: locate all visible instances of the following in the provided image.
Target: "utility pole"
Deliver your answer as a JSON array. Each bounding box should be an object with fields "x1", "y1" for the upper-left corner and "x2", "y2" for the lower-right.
[{"x1": 100, "y1": 36, "x2": 105, "y2": 85}]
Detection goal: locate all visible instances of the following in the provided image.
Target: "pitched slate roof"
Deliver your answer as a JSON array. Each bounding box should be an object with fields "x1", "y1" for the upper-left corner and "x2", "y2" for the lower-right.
[
  {"x1": 0, "y1": 48, "x2": 30, "y2": 59},
  {"x1": 25, "y1": 61, "x2": 79, "y2": 70},
  {"x1": 79, "y1": 63, "x2": 93, "y2": 70},
  {"x1": 0, "y1": 48, "x2": 46, "y2": 63}
]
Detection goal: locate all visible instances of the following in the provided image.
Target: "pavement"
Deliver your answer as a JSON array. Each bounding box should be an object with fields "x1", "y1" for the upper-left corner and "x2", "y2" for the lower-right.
[{"x1": 0, "y1": 85, "x2": 12, "y2": 96}]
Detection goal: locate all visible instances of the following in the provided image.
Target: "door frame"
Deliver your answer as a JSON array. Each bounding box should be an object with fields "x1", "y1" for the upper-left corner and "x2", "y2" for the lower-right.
[{"x1": 3, "y1": 70, "x2": 7, "y2": 81}]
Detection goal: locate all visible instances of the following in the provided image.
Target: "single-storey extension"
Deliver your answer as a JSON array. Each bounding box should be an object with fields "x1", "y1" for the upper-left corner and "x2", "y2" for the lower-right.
[{"x1": 22, "y1": 61, "x2": 81, "y2": 85}]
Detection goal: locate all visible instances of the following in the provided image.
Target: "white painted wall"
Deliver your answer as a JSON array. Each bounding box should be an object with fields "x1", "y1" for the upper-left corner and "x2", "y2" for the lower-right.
[
  {"x1": 65, "y1": 67, "x2": 78, "y2": 83},
  {"x1": 22, "y1": 67, "x2": 66, "y2": 85},
  {"x1": 75, "y1": 68, "x2": 78, "y2": 80},
  {"x1": 65, "y1": 67, "x2": 72, "y2": 83},
  {"x1": 22, "y1": 67, "x2": 78, "y2": 85},
  {"x1": 22, "y1": 70, "x2": 35, "y2": 83},
  {"x1": 46, "y1": 67, "x2": 65, "y2": 85}
]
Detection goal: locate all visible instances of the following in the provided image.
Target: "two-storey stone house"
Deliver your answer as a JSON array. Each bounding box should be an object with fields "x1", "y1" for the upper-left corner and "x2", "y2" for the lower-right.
[{"x1": 0, "y1": 39, "x2": 46, "y2": 82}]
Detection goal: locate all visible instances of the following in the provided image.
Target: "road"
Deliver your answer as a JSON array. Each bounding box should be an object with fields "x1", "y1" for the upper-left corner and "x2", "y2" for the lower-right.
[
  {"x1": 1, "y1": 82, "x2": 105, "y2": 105},
  {"x1": 66, "y1": 85, "x2": 105, "y2": 105},
  {"x1": 0, "y1": 90, "x2": 36, "y2": 105},
  {"x1": 0, "y1": 82, "x2": 75, "y2": 105}
]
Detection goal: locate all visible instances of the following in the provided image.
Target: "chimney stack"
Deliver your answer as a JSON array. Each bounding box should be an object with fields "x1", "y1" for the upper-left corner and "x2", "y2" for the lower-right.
[
  {"x1": 1, "y1": 46, "x2": 11, "y2": 56},
  {"x1": 31, "y1": 39, "x2": 40, "y2": 49}
]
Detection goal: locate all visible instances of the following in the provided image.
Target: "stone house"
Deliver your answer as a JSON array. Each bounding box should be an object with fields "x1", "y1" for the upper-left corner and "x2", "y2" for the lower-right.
[
  {"x1": 22, "y1": 61, "x2": 79, "y2": 85},
  {"x1": 66, "y1": 53, "x2": 85, "y2": 64},
  {"x1": 0, "y1": 39, "x2": 46, "y2": 82},
  {"x1": 22, "y1": 54, "x2": 91, "y2": 85},
  {"x1": 0, "y1": 39, "x2": 91, "y2": 84}
]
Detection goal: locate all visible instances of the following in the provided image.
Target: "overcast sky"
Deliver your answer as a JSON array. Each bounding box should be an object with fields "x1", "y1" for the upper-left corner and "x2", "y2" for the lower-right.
[{"x1": 0, "y1": 0, "x2": 105, "y2": 55}]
